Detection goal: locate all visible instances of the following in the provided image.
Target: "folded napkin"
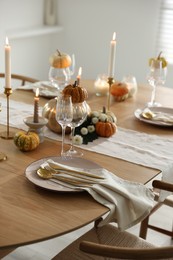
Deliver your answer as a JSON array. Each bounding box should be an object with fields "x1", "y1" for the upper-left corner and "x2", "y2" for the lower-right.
[
  {"x1": 42, "y1": 160, "x2": 154, "y2": 231},
  {"x1": 16, "y1": 81, "x2": 59, "y2": 97}
]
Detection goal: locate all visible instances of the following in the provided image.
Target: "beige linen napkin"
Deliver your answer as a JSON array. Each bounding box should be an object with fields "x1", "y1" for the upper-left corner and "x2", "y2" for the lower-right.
[
  {"x1": 81, "y1": 169, "x2": 154, "y2": 230},
  {"x1": 44, "y1": 160, "x2": 154, "y2": 231}
]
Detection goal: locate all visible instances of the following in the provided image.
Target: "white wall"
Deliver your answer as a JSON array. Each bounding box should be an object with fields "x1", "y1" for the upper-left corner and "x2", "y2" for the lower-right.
[
  {"x1": 0, "y1": 0, "x2": 172, "y2": 88},
  {"x1": 0, "y1": 0, "x2": 62, "y2": 87},
  {"x1": 56, "y1": 0, "x2": 165, "y2": 85}
]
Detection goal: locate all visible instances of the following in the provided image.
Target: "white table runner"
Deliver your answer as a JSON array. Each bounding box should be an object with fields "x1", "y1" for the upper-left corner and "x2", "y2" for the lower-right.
[{"x1": 1, "y1": 97, "x2": 173, "y2": 200}]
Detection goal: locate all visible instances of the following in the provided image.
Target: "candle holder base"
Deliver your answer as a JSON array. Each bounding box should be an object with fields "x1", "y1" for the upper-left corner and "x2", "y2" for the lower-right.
[
  {"x1": 24, "y1": 116, "x2": 48, "y2": 143},
  {"x1": 1, "y1": 131, "x2": 15, "y2": 139},
  {"x1": 0, "y1": 152, "x2": 7, "y2": 161}
]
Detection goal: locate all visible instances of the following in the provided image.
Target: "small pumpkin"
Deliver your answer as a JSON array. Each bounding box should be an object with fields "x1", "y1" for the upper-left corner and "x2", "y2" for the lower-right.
[
  {"x1": 14, "y1": 131, "x2": 40, "y2": 151},
  {"x1": 110, "y1": 81, "x2": 129, "y2": 101},
  {"x1": 49, "y1": 49, "x2": 72, "y2": 69},
  {"x1": 95, "y1": 121, "x2": 117, "y2": 137},
  {"x1": 62, "y1": 81, "x2": 88, "y2": 103},
  {"x1": 100, "y1": 106, "x2": 117, "y2": 123}
]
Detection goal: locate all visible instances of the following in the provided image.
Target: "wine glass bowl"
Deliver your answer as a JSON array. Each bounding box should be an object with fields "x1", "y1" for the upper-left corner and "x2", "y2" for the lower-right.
[
  {"x1": 49, "y1": 54, "x2": 75, "y2": 91},
  {"x1": 67, "y1": 101, "x2": 88, "y2": 157},
  {"x1": 146, "y1": 60, "x2": 167, "y2": 107},
  {"x1": 55, "y1": 94, "x2": 73, "y2": 158}
]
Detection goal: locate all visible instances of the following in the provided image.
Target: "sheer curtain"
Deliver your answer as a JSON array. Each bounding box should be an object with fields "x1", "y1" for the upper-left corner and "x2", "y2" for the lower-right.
[{"x1": 156, "y1": 0, "x2": 173, "y2": 64}]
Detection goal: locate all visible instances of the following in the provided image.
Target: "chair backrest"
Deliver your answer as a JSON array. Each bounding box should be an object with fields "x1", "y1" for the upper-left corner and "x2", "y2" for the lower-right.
[{"x1": 0, "y1": 73, "x2": 39, "y2": 86}]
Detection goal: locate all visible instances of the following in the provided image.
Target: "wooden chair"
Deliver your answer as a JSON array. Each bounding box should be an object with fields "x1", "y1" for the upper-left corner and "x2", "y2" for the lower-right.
[
  {"x1": 0, "y1": 73, "x2": 39, "y2": 86},
  {"x1": 52, "y1": 180, "x2": 173, "y2": 260},
  {"x1": 140, "y1": 181, "x2": 173, "y2": 239}
]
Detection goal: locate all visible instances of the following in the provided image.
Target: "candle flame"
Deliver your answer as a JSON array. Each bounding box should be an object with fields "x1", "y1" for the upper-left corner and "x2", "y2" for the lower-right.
[
  {"x1": 5, "y1": 37, "x2": 9, "y2": 45},
  {"x1": 36, "y1": 88, "x2": 39, "y2": 97},
  {"x1": 78, "y1": 67, "x2": 82, "y2": 77},
  {"x1": 112, "y1": 32, "x2": 116, "y2": 41}
]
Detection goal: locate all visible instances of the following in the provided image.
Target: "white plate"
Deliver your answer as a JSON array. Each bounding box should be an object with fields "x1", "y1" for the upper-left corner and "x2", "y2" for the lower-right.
[
  {"x1": 25, "y1": 156, "x2": 102, "y2": 192},
  {"x1": 32, "y1": 81, "x2": 59, "y2": 98},
  {"x1": 134, "y1": 107, "x2": 173, "y2": 127}
]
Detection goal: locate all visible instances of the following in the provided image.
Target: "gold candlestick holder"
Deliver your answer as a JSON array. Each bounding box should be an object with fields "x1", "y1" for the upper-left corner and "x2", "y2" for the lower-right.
[
  {"x1": 107, "y1": 77, "x2": 114, "y2": 111},
  {"x1": 1, "y1": 87, "x2": 15, "y2": 140}
]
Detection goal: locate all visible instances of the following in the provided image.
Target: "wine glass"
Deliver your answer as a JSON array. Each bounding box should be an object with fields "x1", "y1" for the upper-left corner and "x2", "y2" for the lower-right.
[
  {"x1": 67, "y1": 101, "x2": 88, "y2": 157},
  {"x1": 146, "y1": 60, "x2": 167, "y2": 107},
  {"x1": 49, "y1": 54, "x2": 75, "y2": 91},
  {"x1": 55, "y1": 94, "x2": 73, "y2": 158}
]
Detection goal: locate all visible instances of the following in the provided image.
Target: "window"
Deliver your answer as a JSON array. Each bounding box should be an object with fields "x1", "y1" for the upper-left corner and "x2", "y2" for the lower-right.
[{"x1": 156, "y1": 0, "x2": 173, "y2": 64}]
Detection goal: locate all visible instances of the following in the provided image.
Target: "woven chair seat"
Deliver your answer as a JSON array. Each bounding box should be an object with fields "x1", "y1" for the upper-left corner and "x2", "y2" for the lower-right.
[{"x1": 52, "y1": 223, "x2": 155, "y2": 260}]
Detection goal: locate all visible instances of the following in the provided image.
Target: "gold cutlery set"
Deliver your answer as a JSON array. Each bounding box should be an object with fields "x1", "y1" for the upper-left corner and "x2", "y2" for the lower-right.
[{"x1": 37, "y1": 160, "x2": 105, "y2": 188}]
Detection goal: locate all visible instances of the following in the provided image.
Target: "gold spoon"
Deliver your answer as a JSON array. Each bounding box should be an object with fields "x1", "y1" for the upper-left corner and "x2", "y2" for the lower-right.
[
  {"x1": 141, "y1": 110, "x2": 154, "y2": 120},
  {"x1": 37, "y1": 168, "x2": 96, "y2": 187}
]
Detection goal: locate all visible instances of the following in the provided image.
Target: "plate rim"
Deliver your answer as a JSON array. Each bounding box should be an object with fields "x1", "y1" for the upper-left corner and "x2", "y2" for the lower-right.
[{"x1": 25, "y1": 156, "x2": 102, "y2": 192}]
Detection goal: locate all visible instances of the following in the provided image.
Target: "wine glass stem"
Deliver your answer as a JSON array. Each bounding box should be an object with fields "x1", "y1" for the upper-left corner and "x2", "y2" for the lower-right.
[
  {"x1": 70, "y1": 126, "x2": 75, "y2": 152},
  {"x1": 61, "y1": 125, "x2": 66, "y2": 157},
  {"x1": 150, "y1": 84, "x2": 156, "y2": 106}
]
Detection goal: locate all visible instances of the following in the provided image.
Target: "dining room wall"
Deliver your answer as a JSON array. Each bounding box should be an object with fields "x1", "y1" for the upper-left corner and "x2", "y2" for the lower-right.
[
  {"x1": 0, "y1": 0, "x2": 172, "y2": 89},
  {"x1": 0, "y1": 0, "x2": 63, "y2": 90},
  {"x1": 56, "y1": 0, "x2": 173, "y2": 87}
]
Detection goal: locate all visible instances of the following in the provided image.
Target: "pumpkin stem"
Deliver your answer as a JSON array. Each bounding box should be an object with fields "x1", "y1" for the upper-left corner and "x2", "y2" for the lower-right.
[
  {"x1": 73, "y1": 80, "x2": 77, "y2": 87},
  {"x1": 57, "y1": 49, "x2": 61, "y2": 56},
  {"x1": 157, "y1": 51, "x2": 162, "y2": 59},
  {"x1": 102, "y1": 106, "x2": 106, "y2": 114}
]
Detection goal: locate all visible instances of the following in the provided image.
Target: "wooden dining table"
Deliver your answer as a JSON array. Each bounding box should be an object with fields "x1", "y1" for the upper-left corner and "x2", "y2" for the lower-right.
[{"x1": 0, "y1": 80, "x2": 173, "y2": 258}]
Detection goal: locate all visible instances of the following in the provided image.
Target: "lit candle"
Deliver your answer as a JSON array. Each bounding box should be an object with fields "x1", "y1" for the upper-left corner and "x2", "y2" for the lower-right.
[
  {"x1": 33, "y1": 88, "x2": 39, "y2": 123},
  {"x1": 108, "y1": 32, "x2": 116, "y2": 78},
  {"x1": 5, "y1": 37, "x2": 11, "y2": 89},
  {"x1": 77, "y1": 67, "x2": 82, "y2": 85}
]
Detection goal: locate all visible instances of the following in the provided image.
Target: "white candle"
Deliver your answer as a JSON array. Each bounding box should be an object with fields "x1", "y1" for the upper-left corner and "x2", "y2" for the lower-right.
[
  {"x1": 33, "y1": 88, "x2": 39, "y2": 123},
  {"x1": 94, "y1": 75, "x2": 109, "y2": 96},
  {"x1": 77, "y1": 67, "x2": 82, "y2": 85},
  {"x1": 108, "y1": 32, "x2": 116, "y2": 78},
  {"x1": 5, "y1": 37, "x2": 11, "y2": 89}
]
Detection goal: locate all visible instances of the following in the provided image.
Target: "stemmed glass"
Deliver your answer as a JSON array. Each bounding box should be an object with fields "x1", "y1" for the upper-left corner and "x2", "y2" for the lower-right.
[
  {"x1": 146, "y1": 60, "x2": 167, "y2": 107},
  {"x1": 67, "y1": 101, "x2": 88, "y2": 157},
  {"x1": 49, "y1": 54, "x2": 75, "y2": 91},
  {"x1": 55, "y1": 94, "x2": 73, "y2": 158}
]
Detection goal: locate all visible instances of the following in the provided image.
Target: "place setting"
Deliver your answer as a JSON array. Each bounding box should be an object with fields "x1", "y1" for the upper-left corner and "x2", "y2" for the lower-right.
[
  {"x1": 25, "y1": 151, "x2": 154, "y2": 230},
  {"x1": 134, "y1": 52, "x2": 173, "y2": 127}
]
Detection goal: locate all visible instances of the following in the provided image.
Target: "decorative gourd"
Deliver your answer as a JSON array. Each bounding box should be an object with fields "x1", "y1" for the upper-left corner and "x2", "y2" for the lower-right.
[
  {"x1": 101, "y1": 106, "x2": 117, "y2": 123},
  {"x1": 49, "y1": 50, "x2": 72, "y2": 69},
  {"x1": 14, "y1": 131, "x2": 40, "y2": 152},
  {"x1": 95, "y1": 121, "x2": 117, "y2": 137},
  {"x1": 91, "y1": 107, "x2": 117, "y2": 124},
  {"x1": 62, "y1": 81, "x2": 88, "y2": 103},
  {"x1": 111, "y1": 81, "x2": 129, "y2": 101},
  {"x1": 42, "y1": 98, "x2": 71, "y2": 134}
]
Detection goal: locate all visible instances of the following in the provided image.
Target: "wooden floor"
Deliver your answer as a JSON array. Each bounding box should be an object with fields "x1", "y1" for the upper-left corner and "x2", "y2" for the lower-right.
[{"x1": 2, "y1": 204, "x2": 173, "y2": 260}]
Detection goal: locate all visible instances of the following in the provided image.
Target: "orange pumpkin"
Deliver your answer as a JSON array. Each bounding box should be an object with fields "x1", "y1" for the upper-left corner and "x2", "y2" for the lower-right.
[
  {"x1": 111, "y1": 82, "x2": 129, "y2": 101},
  {"x1": 95, "y1": 121, "x2": 117, "y2": 137},
  {"x1": 49, "y1": 50, "x2": 72, "y2": 69},
  {"x1": 63, "y1": 81, "x2": 88, "y2": 103}
]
